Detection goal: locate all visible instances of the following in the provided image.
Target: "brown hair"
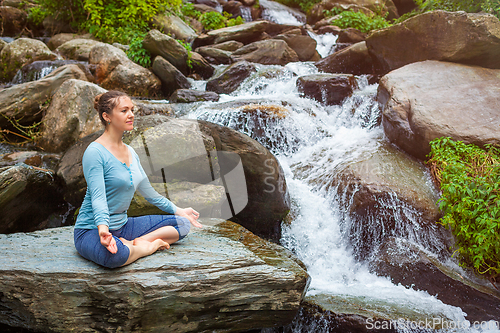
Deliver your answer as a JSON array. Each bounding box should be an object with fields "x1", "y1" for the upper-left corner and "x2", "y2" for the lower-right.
[{"x1": 94, "y1": 90, "x2": 129, "y2": 126}]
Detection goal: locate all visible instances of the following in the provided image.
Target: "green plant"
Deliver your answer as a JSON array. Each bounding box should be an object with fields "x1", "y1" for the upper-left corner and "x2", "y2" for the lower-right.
[
  {"x1": 0, "y1": 114, "x2": 43, "y2": 144},
  {"x1": 181, "y1": 2, "x2": 201, "y2": 19},
  {"x1": 274, "y1": 0, "x2": 320, "y2": 13},
  {"x1": 27, "y1": 6, "x2": 49, "y2": 26},
  {"x1": 127, "y1": 33, "x2": 152, "y2": 68},
  {"x1": 32, "y1": 0, "x2": 87, "y2": 29},
  {"x1": 198, "y1": 11, "x2": 244, "y2": 31},
  {"x1": 323, "y1": 8, "x2": 391, "y2": 33},
  {"x1": 176, "y1": 39, "x2": 193, "y2": 68},
  {"x1": 427, "y1": 137, "x2": 500, "y2": 278}
]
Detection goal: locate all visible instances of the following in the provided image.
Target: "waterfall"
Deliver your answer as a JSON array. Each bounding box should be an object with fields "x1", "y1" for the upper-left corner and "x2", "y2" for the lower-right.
[
  {"x1": 240, "y1": 6, "x2": 253, "y2": 22},
  {"x1": 259, "y1": 0, "x2": 305, "y2": 25},
  {"x1": 308, "y1": 31, "x2": 339, "y2": 58},
  {"x1": 183, "y1": 63, "x2": 500, "y2": 332}
]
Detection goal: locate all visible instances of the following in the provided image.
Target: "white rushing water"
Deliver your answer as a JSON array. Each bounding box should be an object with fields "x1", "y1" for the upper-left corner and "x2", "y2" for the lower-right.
[
  {"x1": 183, "y1": 62, "x2": 499, "y2": 332},
  {"x1": 259, "y1": 0, "x2": 306, "y2": 25}
]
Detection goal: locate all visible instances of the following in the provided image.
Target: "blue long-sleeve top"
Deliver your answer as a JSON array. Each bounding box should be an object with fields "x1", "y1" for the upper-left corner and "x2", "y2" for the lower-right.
[{"x1": 74, "y1": 142, "x2": 177, "y2": 230}]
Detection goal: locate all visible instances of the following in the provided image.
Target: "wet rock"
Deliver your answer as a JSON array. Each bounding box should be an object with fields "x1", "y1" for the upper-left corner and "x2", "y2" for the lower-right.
[
  {"x1": 211, "y1": 40, "x2": 244, "y2": 51},
  {"x1": 371, "y1": 237, "x2": 500, "y2": 322},
  {"x1": 0, "y1": 37, "x2": 58, "y2": 82},
  {"x1": 317, "y1": 25, "x2": 342, "y2": 35},
  {"x1": 189, "y1": 51, "x2": 215, "y2": 79},
  {"x1": 297, "y1": 73, "x2": 357, "y2": 105},
  {"x1": 169, "y1": 89, "x2": 220, "y2": 103},
  {"x1": 47, "y1": 33, "x2": 93, "y2": 50},
  {"x1": 0, "y1": 164, "x2": 65, "y2": 234},
  {"x1": 129, "y1": 181, "x2": 226, "y2": 218},
  {"x1": 308, "y1": 0, "x2": 398, "y2": 25},
  {"x1": 315, "y1": 41, "x2": 380, "y2": 75},
  {"x1": 378, "y1": 60, "x2": 500, "y2": 160},
  {"x1": 56, "y1": 38, "x2": 103, "y2": 61},
  {"x1": 366, "y1": 11, "x2": 500, "y2": 74},
  {"x1": 153, "y1": 12, "x2": 198, "y2": 41},
  {"x1": 207, "y1": 20, "x2": 269, "y2": 44},
  {"x1": 232, "y1": 39, "x2": 299, "y2": 65},
  {"x1": 223, "y1": 0, "x2": 243, "y2": 18},
  {"x1": 0, "y1": 150, "x2": 60, "y2": 170},
  {"x1": 273, "y1": 33, "x2": 318, "y2": 62},
  {"x1": 0, "y1": 6, "x2": 27, "y2": 35},
  {"x1": 195, "y1": 0, "x2": 220, "y2": 8},
  {"x1": 89, "y1": 43, "x2": 161, "y2": 97},
  {"x1": 334, "y1": 141, "x2": 444, "y2": 260},
  {"x1": 0, "y1": 220, "x2": 309, "y2": 332},
  {"x1": 143, "y1": 29, "x2": 189, "y2": 74},
  {"x1": 0, "y1": 64, "x2": 88, "y2": 129},
  {"x1": 152, "y1": 55, "x2": 191, "y2": 97},
  {"x1": 337, "y1": 28, "x2": 367, "y2": 43},
  {"x1": 38, "y1": 79, "x2": 105, "y2": 153},
  {"x1": 11, "y1": 59, "x2": 94, "y2": 84},
  {"x1": 206, "y1": 60, "x2": 257, "y2": 94},
  {"x1": 195, "y1": 45, "x2": 233, "y2": 64}
]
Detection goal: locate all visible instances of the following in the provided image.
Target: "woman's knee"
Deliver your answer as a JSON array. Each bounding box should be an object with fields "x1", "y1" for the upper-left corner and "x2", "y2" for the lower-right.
[{"x1": 176, "y1": 216, "x2": 191, "y2": 240}]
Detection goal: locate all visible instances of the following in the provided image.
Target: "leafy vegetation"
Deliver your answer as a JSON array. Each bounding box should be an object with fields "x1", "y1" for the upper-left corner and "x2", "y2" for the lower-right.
[
  {"x1": 126, "y1": 33, "x2": 152, "y2": 68},
  {"x1": 0, "y1": 114, "x2": 43, "y2": 145},
  {"x1": 180, "y1": 2, "x2": 201, "y2": 19},
  {"x1": 427, "y1": 137, "x2": 500, "y2": 279},
  {"x1": 198, "y1": 11, "x2": 244, "y2": 31},
  {"x1": 274, "y1": 0, "x2": 320, "y2": 14},
  {"x1": 323, "y1": 8, "x2": 392, "y2": 33},
  {"x1": 396, "y1": 0, "x2": 500, "y2": 23}
]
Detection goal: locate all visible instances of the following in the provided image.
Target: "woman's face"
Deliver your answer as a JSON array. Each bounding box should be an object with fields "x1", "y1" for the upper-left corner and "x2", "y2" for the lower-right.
[{"x1": 108, "y1": 96, "x2": 134, "y2": 132}]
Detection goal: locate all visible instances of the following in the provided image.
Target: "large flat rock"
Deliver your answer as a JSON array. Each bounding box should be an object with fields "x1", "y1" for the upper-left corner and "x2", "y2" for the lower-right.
[
  {"x1": 378, "y1": 60, "x2": 500, "y2": 160},
  {"x1": 0, "y1": 219, "x2": 309, "y2": 332}
]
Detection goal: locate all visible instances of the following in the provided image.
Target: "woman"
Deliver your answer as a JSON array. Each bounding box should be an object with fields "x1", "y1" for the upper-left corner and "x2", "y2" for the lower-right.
[{"x1": 74, "y1": 90, "x2": 202, "y2": 268}]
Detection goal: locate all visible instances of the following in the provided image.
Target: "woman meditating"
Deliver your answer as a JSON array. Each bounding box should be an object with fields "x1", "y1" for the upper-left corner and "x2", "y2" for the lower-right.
[{"x1": 74, "y1": 90, "x2": 202, "y2": 268}]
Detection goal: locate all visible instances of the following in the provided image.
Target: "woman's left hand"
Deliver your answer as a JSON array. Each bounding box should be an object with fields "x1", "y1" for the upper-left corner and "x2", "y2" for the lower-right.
[{"x1": 176, "y1": 207, "x2": 202, "y2": 228}]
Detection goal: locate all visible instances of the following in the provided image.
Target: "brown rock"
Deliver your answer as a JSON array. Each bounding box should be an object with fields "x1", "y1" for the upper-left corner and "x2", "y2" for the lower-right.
[
  {"x1": 223, "y1": 0, "x2": 243, "y2": 18},
  {"x1": 232, "y1": 39, "x2": 299, "y2": 65},
  {"x1": 337, "y1": 28, "x2": 367, "y2": 43},
  {"x1": 89, "y1": 43, "x2": 161, "y2": 97},
  {"x1": 142, "y1": 29, "x2": 189, "y2": 74},
  {"x1": 0, "y1": 6, "x2": 27, "y2": 35},
  {"x1": 316, "y1": 25, "x2": 342, "y2": 35},
  {"x1": 195, "y1": 46, "x2": 233, "y2": 64},
  {"x1": 47, "y1": 33, "x2": 93, "y2": 50},
  {"x1": 207, "y1": 20, "x2": 269, "y2": 44},
  {"x1": 189, "y1": 51, "x2": 215, "y2": 79},
  {"x1": 273, "y1": 34, "x2": 318, "y2": 61},
  {"x1": 169, "y1": 89, "x2": 220, "y2": 103},
  {"x1": 211, "y1": 40, "x2": 244, "y2": 51},
  {"x1": 308, "y1": 0, "x2": 398, "y2": 25},
  {"x1": 315, "y1": 41, "x2": 379, "y2": 75},
  {"x1": 378, "y1": 60, "x2": 500, "y2": 160},
  {"x1": 297, "y1": 73, "x2": 357, "y2": 105},
  {"x1": 56, "y1": 39, "x2": 103, "y2": 61},
  {"x1": 366, "y1": 11, "x2": 500, "y2": 74},
  {"x1": 152, "y1": 56, "x2": 191, "y2": 97},
  {"x1": 206, "y1": 60, "x2": 257, "y2": 94}
]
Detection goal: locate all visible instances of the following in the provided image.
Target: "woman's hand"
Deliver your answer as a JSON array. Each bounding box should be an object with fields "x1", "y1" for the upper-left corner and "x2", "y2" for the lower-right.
[
  {"x1": 176, "y1": 207, "x2": 202, "y2": 228},
  {"x1": 98, "y1": 225, "x2": 118, "y2": 254}
]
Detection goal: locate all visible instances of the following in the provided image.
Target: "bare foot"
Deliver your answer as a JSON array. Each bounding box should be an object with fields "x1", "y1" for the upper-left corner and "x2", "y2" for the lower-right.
[{"x1": 133, "y1": 237, "x2": 170, "y2": 252}]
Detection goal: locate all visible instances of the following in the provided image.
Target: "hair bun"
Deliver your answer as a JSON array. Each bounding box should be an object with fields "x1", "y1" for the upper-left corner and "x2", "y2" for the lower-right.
[{"x1": 94, "y1": 93, "x2": 104, "y2": 111}]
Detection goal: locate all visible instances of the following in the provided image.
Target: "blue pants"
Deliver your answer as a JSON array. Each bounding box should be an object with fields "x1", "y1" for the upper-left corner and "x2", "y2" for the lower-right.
[{"x1": 74, "y1": 215, "x2": 190, "y2": 268}]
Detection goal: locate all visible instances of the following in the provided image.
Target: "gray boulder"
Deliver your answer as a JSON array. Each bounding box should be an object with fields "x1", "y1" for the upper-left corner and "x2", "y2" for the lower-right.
[
  {"x1": 38, "y1": 79, "x2": 105, "y2": 153},
  {"x1": 297, "y1": 73, "x2": 357, "y2": 105},
  {"x1": 232, "y1": 39, "x2": 299, "y2": 66},
  {"x1": 152, "y1": 55, "x2": 191, "y2": 97},
  {"x1": 0, "y1": 37, "x2": 58, "y2": 82},
  {"x1": 89, "y1": 43, "x2": 161, "y2": 97},
  {"x1": 153, "y1": 12, "x2": 198, "y2": 41},
  {"x1": 143, "y1": 29, "x2": 189, "y2": 74},
  {"x1": 169, "y1": 89, "x2": 219, "y2": 103},
  {"x1": 366, "y1": 11, "x2": 500, "y2": 74},
  {"x1": 0, "y1": 164, "x2": 65, "y2": 234},
  {"x1": 206, "y1": 61, "x2": 257, "y2": 94},
  {"x1": 378, "y1": 60, "x2": 500, "y2": 160},
  {"x1": 0, "y1": 64, "x2": 88, "y2": 128},
  {"x1": 56, "y1": 38, "x2": 103, "y2": 61},
  {"x1": 0, "y1": 220, "x2": 310, "y2": 332}
]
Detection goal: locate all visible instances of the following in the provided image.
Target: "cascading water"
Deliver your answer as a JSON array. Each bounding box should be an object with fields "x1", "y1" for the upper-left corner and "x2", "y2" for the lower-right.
[
  {"x1": 308, "y1": 31, "x2": 339, "y2": 58},
  {"x1": 183, "y1": 62, "x2": 500, "y2": 332},
  {"x1": 240, "y1": 6, "x2": 253, "y2": 22},
  {"x1": 259, "y1": 0, "x2": 306, "y2": 25}
]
